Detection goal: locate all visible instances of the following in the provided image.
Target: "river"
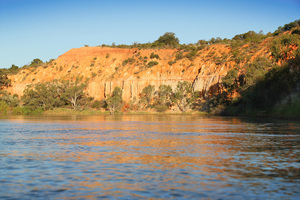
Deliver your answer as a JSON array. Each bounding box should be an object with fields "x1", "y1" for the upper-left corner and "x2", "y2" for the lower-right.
[{"x1": 0, "y1": 115, "x2": 299, "y2": 199}]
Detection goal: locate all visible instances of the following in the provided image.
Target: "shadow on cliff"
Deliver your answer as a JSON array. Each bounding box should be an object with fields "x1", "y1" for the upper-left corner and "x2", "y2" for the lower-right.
[{"x1": 221, "y1": 54, "x2": 300, "y2": 119}]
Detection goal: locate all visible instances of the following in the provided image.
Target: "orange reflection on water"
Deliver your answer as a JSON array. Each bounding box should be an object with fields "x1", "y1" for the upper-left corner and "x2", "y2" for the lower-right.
[
  {"x1": 55, "y1": 130, "x2": 236, "y2": 171},
  {"x1": 3, "y1": 115, "x2": 299, "y2": 199}
]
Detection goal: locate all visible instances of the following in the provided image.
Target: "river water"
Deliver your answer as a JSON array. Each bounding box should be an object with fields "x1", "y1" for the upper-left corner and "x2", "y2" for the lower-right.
[{"x1": 0, "y1": 115, "x2": 299, "y2": 199}]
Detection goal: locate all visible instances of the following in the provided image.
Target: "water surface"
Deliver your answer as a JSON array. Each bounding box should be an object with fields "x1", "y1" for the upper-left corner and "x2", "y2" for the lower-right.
[{"x1": 0, "y1": 115, "x2": 299, "y2": 199}]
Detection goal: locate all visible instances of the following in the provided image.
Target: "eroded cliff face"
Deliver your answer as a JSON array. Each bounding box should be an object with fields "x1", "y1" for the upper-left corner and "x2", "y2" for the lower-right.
[{"x1": 7, "y1": 40, "x2": 271, "y2": 101}]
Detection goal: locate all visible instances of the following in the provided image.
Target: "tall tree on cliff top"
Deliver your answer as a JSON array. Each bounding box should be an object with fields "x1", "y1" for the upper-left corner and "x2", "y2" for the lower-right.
[
  {"x1": 153, "y1": 32, "x2": 179, "y2": 48},
  {"x1": 30, "y1": 58, "x2": 43, "y2": 68}
]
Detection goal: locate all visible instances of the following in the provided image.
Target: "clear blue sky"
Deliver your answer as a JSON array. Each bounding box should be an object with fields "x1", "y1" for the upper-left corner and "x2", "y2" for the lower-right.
[{"x1": 0, "y1": 0, "x2": 299, "y2": 68}]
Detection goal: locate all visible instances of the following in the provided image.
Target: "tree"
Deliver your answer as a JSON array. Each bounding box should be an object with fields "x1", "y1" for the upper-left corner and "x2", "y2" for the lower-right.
[
  {"x1": 106, "y1": 86, "x2": 123, "y2": 114},
  {"x1": 0, "y1": 100, "x2": 9, "y2": 114},
  {"x1": 197, "y1": 40, "x2": 208, "y2": 46},
  {"x1": 22, "y1": 82, "x2": 61, "y2": 111},
  {"x1": 8, "y1": 64, "x2": 19, "y2": 74},
  {"x1": 21, "y1": 78, "x2": 91, "y2": 112},
  {"x1": 275, "y1": 19, "x2": 300, "y2": 34},
  {"x1": 186, "y1": 49, "x2": 198, "y2": 61},
  {"x1": 232, "y1": 31, "x2": 265, "y2": 43},
  {"x1": 61, "y1": 77, "x2": 87, "y2": 110},
  {"x1": 172, "y1": 81, "x2": 194, "y2": 112},
  {"x1": 0, "y1": 91, "x2": 19, "y2": 107},
  {"x1": 244, "y1": 57, "x2": 272, "y2": 86},
  {"x1": 156, "y1": 85, "x2": 173, "y2": 105},
  {"x1": 222, "y1": 69, "x2": 239, "y2": 89},
  {"x1": 29, "y1": 58, "x2": 43, "y2": 68},
  {"x1": 153, "y1": 32, "x2": 179, "y2": 48},
  {"x1": 270, "y1": 34, "x2": 300, "y2": 62},
  {"x1": 139, "y1": 85, "x2": 155, "y2": 108},
  {"x1": 0, "y1": 69, "x2": 11, "y2": 90},
  {"x1": 154, "y1": 85, "x2": 173, "y2": 112}
]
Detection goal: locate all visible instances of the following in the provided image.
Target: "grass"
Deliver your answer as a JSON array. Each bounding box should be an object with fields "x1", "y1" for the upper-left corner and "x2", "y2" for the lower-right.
[
  {"x1": 43, "y1": 108, "x2": 209, "y2": 116},
  {"x1": 270, "y1": 97, "x2": 300, "y2": 119},
  {"x1": 124, "y1": 110, "x2": 208, "y2": 116},
  {"x1": 44, "y1": 108, "x2": 110, "y2": 116}
]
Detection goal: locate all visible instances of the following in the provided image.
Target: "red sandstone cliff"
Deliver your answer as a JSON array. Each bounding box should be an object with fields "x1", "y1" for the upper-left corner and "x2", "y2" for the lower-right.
[{"x1": 7, "y1": 40, "x2": 272, "y2": 101}]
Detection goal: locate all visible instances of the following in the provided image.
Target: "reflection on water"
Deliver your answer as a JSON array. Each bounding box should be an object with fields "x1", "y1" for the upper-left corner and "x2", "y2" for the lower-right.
[{"x1": 0, "y1": 115, "x2": 299, "y2": 199}]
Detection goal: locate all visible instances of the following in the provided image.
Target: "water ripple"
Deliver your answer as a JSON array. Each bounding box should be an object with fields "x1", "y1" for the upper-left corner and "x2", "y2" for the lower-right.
[{"x1": 0, "y1": 115, "x2": 299, "y2": 199}]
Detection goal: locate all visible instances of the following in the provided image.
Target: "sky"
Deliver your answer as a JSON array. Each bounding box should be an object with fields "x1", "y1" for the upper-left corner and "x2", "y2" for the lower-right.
[{"x1": 0, "y1": 0, "x2": 299, "y2": 68}]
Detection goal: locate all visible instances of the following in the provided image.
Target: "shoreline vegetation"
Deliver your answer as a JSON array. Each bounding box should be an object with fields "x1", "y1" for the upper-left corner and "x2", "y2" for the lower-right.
[
  {"x1": 0, "y1": 106, "x2": 299, "y2": 121},
  {"x1": 0, "y1": 20, "x2": 300, "y2": 120},
  {"x1": 43, "y1": 108, "x2": 208, "y2": 116},
  {"x1": 43, "y1": 107, "x2": 300, "y2": 120}
]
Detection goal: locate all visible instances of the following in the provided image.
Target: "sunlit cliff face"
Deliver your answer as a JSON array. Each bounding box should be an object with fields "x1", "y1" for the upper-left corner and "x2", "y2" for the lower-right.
[{"x1": 7, "y1": 38, "x2": 272, "y2": 101}]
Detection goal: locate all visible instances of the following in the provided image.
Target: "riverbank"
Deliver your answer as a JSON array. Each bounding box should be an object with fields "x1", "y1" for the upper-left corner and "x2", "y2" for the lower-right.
[
  {"x1": 1, "y1": 105, "x2": 299, "y2": 120},
  {"x1": 43, "y1": 107, "x2": 208, "y2": 116}
]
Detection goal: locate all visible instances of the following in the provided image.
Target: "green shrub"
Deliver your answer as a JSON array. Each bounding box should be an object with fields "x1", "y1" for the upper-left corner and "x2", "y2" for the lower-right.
[
  {"x1": 175, "y1": 51, "x2": 184, "y2": 60},
  {"x1": 122, "y1": 57, "x2": 136, "y2": 66},
  {"x1": 244, "y1": 57, "x2": 271, "y2": 86},
  {"x1": 150, "y1": 52, "x2": 160, "y2": 59},
  {"x1": 222, "y1": 69, "x2": 238, "y2": 89},
  {"x1": 270, "y1": 33, "x2": 300, "y2": 62},
  {"x1": 8, "y1": 64, "x2": 20, "y2": 75},
  {"x1": 91, "y1": 100, "x2": 106, "y2": 109},
  {"x1": 272, "y1": 96, "x2": 300, "y2": 118},
  {"x1": 12, "y1": 106, "x2": 23, "y2": 115},
  {"x1": 292, "y1": 29, "x2": 300, "y2": 35},
  {"x1": 168, "y1": 60, "x2": 176, "y2": 65},
  {"x1": 155, "y1": 104, "x2": 169, "y2": 112},
  {"x1": 147, "y1": 61, "x2": 158, "y2": 68},
  {"x1": 11, "y1": 106, "x2": 43, "y2": 115},
  {"x1": 0, "y1": 101, "x2": 9, "y2": 114},
  {"x1": 186, "y1": 49, "x2": 198, "y2": 61},
  {"x1": 0, "y1": 69, "x2": 11, "y2": 89}
]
